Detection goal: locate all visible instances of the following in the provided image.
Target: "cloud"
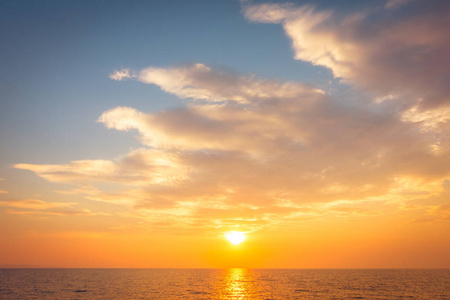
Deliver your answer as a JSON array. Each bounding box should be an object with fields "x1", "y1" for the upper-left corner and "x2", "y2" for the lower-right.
[
  {"x1": 243, "y1": 1, "x2": 450, "y2": 112},
  {"x1": 15, "y1": 160, "x2": 118, "y2": 184},
  {"x1": 109, "y1": 69, "x2": 135, "y2": 81},
  {"x1": 16, "y1": 149, "x2": 188, "y2": 187},
  {"x1": 10, "y1": 1, "x2": 450, "y2": 234},
  {"x1": 4, "y1": 208, "x2": 106, "y2": 216},
  {"x1": 112, "y1": 63, "x2": 324, "y2": 104},
  {"x1": 0, "y1": 199, "x2": 110, "y2": 217},
  {"x1": 16, "y1": 61, "x2": 450, "y2": 233},
  {"x1": 401, "y1": 105, "x2": 450, "y2": 132},
  {"x1": 385, "y1": 0, "x2": 413, "y2": 9},
  {"x1": 0, "y1": 199, "x2": 75, "y2": 210},
  {"x1": 412, "y1": 204, "x2": 450, "y2": 223}
]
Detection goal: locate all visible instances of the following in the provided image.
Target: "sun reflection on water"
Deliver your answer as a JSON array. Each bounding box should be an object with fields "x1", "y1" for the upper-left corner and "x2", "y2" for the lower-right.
[{"x1": 219, "y1": 268, "x2": 257, "y2": 299}]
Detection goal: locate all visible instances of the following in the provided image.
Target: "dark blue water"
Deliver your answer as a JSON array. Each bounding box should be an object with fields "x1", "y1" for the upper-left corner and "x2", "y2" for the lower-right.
[{"x1": 0, "y1": 268, "x2": 449, "y2": 299}]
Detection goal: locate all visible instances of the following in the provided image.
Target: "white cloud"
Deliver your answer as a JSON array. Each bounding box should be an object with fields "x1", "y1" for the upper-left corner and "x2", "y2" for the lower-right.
[{"x1": 109, "y1": 69, "x2": 135, "y2": 81}]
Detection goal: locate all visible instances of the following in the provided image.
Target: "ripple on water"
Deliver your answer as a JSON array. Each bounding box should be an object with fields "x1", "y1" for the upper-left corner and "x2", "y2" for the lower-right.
[{"x1": 0, "y1": 268, "x2": 447, "y2": 299}]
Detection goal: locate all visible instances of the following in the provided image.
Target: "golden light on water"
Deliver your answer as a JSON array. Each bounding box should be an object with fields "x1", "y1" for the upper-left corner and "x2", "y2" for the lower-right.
[
  {"x1": 225, "y1": 231, "x2": 246, "y2": 245},
  {"x1": 223, "y1": 268, "x2": 254, "y2": 299}
]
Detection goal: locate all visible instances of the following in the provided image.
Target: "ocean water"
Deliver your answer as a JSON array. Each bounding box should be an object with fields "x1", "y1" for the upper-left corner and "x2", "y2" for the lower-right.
[{"x1": 0, "y1": 268, "x2": 449, "y2": 299}]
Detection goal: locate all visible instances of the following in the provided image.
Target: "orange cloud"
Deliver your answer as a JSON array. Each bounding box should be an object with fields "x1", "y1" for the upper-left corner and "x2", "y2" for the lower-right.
[
  {"x1": 412, "y1": 204, "x2": 450, "y2": 223},
  {"x1": 0, "y1": 199, "x2": 75, "y2": 210},
  {"x1": 0, "y1": 199, "x2": 111, "y2": 217},
  {"x1": 4, "y1": 208, "x2": 104, "y2": 216}
]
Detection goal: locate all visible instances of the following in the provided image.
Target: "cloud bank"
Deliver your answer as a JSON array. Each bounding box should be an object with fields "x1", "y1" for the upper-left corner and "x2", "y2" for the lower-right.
[
  {"x1": 244, "y1": 0, "x2": 450, "y2": 112},
  {"x1": 17, "y1": 61, "x2": 450, "y2": 232},
  {"x1": 14, "y1": 1, "x2": 450, "y2": 233}
]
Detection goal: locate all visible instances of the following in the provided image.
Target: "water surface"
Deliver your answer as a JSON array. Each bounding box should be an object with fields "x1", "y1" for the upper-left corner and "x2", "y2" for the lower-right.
[{"x1": 0, "y1": 268, "x2": 448, "y2": 299}]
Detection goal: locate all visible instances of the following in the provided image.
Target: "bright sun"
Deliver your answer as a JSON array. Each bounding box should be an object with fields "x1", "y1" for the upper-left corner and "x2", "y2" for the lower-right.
[{"x1": 225, "y1": 231, "x2": 246, "y2": 245}]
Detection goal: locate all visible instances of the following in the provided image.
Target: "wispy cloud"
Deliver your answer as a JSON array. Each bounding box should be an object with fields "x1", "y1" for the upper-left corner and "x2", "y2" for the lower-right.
[
  {"x1": 0, "y1": 199, "x2": 75, "y2": 210},
  {"x1": 15, "y1": 160, "x2": 118, "y2": 184},
  {"x1": 412, "y1": 204, "x2": 450, "y2": 223},
  {"x1": 385, "y1": 0, "x2": 413, "y2": 9},
  {"x1": 4, "y1": 208, "x2": 105, "y2": 216},
  {"x1": 0, "y1": 199, "x2": 110, "y2": 217},
  {"x1": 110, "y1": 64, "x2": 324, "y2": 104}
]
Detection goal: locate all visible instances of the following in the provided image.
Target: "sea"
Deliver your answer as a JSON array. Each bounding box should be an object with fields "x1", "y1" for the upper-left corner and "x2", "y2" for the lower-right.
[{"x1": 0, "y1": 268, "x2": 449, "y2": 299}]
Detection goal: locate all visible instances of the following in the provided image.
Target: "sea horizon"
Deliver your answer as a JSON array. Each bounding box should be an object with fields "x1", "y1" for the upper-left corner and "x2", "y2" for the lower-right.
[{"x1": 1, "y1": 266, "x2": 449, "y2": 270}]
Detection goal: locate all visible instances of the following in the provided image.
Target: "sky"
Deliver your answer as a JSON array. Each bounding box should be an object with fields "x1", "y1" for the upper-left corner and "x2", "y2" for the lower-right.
[{"x1": 0, "y1": 0, "x2": 449, "y2": 268}]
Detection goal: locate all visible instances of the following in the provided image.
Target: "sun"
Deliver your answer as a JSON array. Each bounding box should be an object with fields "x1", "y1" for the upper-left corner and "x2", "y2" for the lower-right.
[{"x1": 225, "y1": 231, "x2": 246, "y2": 245}]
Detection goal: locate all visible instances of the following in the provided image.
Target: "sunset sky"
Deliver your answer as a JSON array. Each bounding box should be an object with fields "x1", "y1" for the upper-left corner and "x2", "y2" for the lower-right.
[{"x1": 1, "y1": 0, "x2": 449, "y2": 268}]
